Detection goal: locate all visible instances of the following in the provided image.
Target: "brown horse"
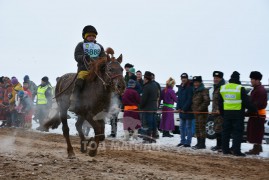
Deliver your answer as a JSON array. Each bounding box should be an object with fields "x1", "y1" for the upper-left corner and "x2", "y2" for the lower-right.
[{"x1": 44, "y1": 52, "x2": 125, "y2": 158}]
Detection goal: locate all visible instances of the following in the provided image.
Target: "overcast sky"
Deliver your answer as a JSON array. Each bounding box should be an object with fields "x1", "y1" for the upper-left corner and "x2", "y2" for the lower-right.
[{"x1": 1, "y1": 0, "x2": 269, "y2": 86}]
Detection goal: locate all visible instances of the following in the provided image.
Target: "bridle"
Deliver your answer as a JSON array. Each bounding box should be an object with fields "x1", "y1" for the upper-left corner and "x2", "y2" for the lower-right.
[{"x1": 83, "y1": 57, "x2": 123, "y2": 91}]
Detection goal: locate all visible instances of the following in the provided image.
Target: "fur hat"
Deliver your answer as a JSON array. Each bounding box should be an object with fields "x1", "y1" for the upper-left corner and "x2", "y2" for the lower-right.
[
  {"x1": 41, "y1": 76, "x2": 49, "y2": 83},
  {"x1": 213, "y1": 71, "x2": 224, "y2": 78},
  {"x1": 128, "y1": 79, "x2": 136, "y2": 88},
  {"x1": 144, "y1": 71, "x2": 153, "y2": 80},
  {"x1": 124, "y1": 63, "x2": 134, "y2": 68},
  {"x1": 193, "y1": 76, "x2": 202, "y2": 83},
  {"x1": 249, "y1": 71, "x2": 262, "y2": 80},
  {"x1": 129, "y1": 67, "x2": 136, "y2": 74},
  {"x1": 11, "y1": 77, "x2": 18, "y2": 85},
  {"x1": 181, "y1": 73, "x2": 188, "y2": 79},
  {"x1": 166, "y1": 77, "x2": 176, "y2": 87}
]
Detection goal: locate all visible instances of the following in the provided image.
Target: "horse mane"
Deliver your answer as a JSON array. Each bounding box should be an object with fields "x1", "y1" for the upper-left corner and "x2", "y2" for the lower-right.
[{"x1": 87, "y1": 57, "x2": 108, "y2": 81}]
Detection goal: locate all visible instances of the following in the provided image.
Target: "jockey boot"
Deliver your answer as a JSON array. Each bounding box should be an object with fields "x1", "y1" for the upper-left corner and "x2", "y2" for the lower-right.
[{"x1": 69, "y1": 79, "x2": 84, "y2": 113}]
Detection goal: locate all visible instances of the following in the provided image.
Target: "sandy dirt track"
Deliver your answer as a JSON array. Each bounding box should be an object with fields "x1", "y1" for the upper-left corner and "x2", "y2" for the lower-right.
[{"x1": 0, "y1": 128, "x2": 269, "y2": 180}]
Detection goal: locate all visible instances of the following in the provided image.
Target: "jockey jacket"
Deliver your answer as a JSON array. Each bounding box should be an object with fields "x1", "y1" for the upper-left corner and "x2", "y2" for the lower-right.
[{"x1": 74, "y1": 40, "x2": 106, "y2": 71}]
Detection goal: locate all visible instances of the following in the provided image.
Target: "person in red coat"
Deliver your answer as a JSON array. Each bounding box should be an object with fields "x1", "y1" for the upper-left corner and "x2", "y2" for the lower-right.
[
  {"x1": 122, "y1": 79, "x2": 141, "y2": 141},
  {"x1": 246, "y1": 71, "x2": 268, "y2": 155}
]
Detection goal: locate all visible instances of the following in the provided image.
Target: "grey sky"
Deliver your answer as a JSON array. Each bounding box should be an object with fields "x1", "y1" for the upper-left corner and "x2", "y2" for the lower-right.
[{"x1": 1, "y1": 0, "x2": 269, "y2": 86}]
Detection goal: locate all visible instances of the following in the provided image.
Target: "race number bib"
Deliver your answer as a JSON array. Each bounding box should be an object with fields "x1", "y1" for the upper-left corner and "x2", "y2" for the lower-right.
[{"x1": 83, "y1": 42, "x2": 101, "y2": 60}]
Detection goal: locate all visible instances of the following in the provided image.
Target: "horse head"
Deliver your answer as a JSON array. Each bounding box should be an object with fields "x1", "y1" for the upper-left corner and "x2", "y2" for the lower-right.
[{"x1": 104, "y1": 49, "x2": 125, "y2": 95}]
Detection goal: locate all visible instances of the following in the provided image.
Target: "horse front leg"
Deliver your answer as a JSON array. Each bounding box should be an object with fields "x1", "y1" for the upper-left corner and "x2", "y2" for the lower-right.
[
  {"x1": 87, "y1": 119, "x2": 105, "y2": 157},
  {"x1": 61, "y1": 110, "x2": 75, "y2": 158},
  {"x1": 75, "y1": 116, "x2": 87, "y2": 153}
]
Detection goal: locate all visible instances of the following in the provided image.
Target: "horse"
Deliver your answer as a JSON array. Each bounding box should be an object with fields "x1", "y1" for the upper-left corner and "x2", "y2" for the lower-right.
[{"x1": 44, "y1": 51, "x2": 125, "y2": 158}]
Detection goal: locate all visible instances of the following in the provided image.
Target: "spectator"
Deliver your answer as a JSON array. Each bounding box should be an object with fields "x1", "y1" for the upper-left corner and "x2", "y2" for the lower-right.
[
  {"x1": 124, "y1": 63, "x2": 134, "y2": 84},
  {"x1": 35, "y1": 76, "x2": 53, "y2": 131},
  {"x1": 10, "y1": 77, "x2": 23, "y2": 127},
  {"x1": 129, "y1": 67, "x2": 142, "y2": 94},
  {"x1": 23, "y1": 75, "x2": 37, "y2": 101},
  {"x1": 23, "y1": 81, "x2": 33, "y2": 99},
  {"x1": 2, "y1": 77, "x2": 13, "y2": 127},
  {"x1": 136, "y1": 70, "x2": 144, "y2": 88},
  {"x1": 159, "y1": 77, "x2": 177, "y2": 138},
  {"x1": 245, "y1": 71, "x2": 267, "y2": 155},
  {"x1": 122, "y1": 79, "x2": 141, "y2": 141},
  {"x1": 176, "y1": 73, "x2": 194, "y2": 148},
  {"x1": 140, "y1": 71, "x2": 159, "y2": 143},
  {"x1": 0, "y1": 76, "x2": 7, "y2": 126},
  {"x1": 191, "y1": 76, "x2": 210, "y2": 149},
  {"x1": 211, "y1": 71, "x2": 225, "y2": 151},
  {"x1": 219, "y1": 71, "x2": 255, "y2": 156},
  {"x1": 16, "y1": 90, "x2": 33, "y2": 128}
]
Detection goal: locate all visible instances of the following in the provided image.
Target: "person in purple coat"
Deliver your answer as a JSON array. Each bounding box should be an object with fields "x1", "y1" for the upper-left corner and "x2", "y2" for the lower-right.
[
  {"x1": 122, "y1": 79, "x2": 141, "y2": 141},
  {"x1": 160, "y1": 77, "x2": 177, "y2": 137}
]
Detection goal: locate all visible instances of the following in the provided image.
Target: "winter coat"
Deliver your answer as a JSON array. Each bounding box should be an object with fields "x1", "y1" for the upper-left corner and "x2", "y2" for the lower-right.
[
  {"x1": 192, "y1": 83, "x2": 210, "y2": 112},
  {"x1": 18, "y1": 95, "x2": 33, "y2": 113},
  {"x1": 159, "y1": 87, "x2": 177, "y2": 131},
  {"x1": 28, "y1": 81, "x2": 37, "y2": 99},
  {"x1": 219, "y1": 79, "x2": 256, "y2": 119},
  {"x1": 176, "y1": 81, "x2": 194, "y2": 119},
  {"x1": 10, "y1": 83, "x2": 23, "y2": 105},
  {"x1": 122, "y1": 88, "x2": 141, "y2": 130},
  {"x1": 247, "y1": 84, "x2": 268, "y2": 143},
  {"x1": 3, "y1": 80, "x2": 13, "y2": 106},
  {"x1": 212, "y1": 79, "x2": 225, "y2": 113},
  {"x1": 140, "y1": 81, "x2": 159, "y2": 111},
  {"x1": 74, "y1": 40, "x2": 105, "y2": 71}
]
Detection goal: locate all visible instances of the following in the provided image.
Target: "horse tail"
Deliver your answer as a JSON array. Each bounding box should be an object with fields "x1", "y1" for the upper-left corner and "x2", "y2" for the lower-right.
[{"x1": 43, "y1": 101, "x2": 61, "y2": 129}]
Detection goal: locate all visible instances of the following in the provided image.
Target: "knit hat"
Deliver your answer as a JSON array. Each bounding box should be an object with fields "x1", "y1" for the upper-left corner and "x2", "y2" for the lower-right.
[
  {"x1": 18, "y1": 90, "x2": 24, "y2": 98},
  {"x1": 24, "y1": 75, "x2": 30, "y2": 82},
  {"x1": 193, "y1": 76, "x2": 202, "y2": 83},
  {"x1": 144, "y1": 71, "x2": 153, "y2": 80},
  {"x1": 181, "y1": 73, "x2": 188, "y2": 79},
  {"x1": 249, "y1": 71, "x2": 262, "y2": 80},
  {"x1": 41, "y1": 76, "x2": 49, "y2": 83},
  {"x1": 230, "y1": 71, "x2": 240, "y2": 81},
  {"x1": 129, "y1": 67, "x2": 136, "y2": 74},
  {"x1": 166, "y1": 77, "x2": 176, "y2": 87},
  {"x1": 128, "y1": 79, "x2": 136, "y2": 88},
  {"x1": 213, "y1": 71, "x2": 224, "y2": 78},
  {"x1": 124, "y1": 63, "x2": 134, "y2": 68},
  {"x1": 11, "y1": 77, "x2": 18, "y2": 85}
]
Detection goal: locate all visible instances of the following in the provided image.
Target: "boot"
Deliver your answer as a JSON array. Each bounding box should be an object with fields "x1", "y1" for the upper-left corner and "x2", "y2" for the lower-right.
[
  {"x1": 192, "y1": 138, "x2": 201, "y2": 149},
  {"x1": 167, "y1": 131, "x2": 174, "y2": 137},
  {"x1": 245, "y1": 144, "x2": 262, "y2": 155},
  {"x1": 197, "y1": 138, "x2": 206, "y2": 149},
  {"x1": 162, "y1": 131, "x2": 168, "y2": 137},
  {"x1": 211, "y1": 133, "x2": 222, "y2": 151},
  {"x1": 68, "y1": 79, "x2": 84, "y2": 113},
  {"x1": 124, "y1": 130, "x2": 130, "y2": 141}
]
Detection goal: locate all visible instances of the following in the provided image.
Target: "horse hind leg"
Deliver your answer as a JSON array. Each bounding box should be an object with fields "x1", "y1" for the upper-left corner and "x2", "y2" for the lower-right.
[
  {"x1": 75, "y1": 116, "x2": 87, "y2": 153},
  {"x1": 60, "y1": 109, "x2": 75, "y2": 158}
]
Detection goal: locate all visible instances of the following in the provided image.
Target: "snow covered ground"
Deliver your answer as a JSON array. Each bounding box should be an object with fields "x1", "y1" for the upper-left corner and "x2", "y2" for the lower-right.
[{"x1": 31, "y1": 115, "x2": 269, "y2": 159}]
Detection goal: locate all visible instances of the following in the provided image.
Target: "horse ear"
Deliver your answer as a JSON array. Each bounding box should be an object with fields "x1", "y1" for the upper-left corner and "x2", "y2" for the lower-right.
[{"x1": 117, "y1": 54, "x2": 122, "y2": 64}]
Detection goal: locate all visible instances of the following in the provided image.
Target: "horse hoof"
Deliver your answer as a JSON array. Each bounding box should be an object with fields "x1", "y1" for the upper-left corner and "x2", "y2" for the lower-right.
[
  {"x1": 88, "y1": 150, "x2": 97, "y2": 157},
  {"x1": 99, "y1": 135, "x2": 105, "y2": 141},
  {"x1": 68, "y1": 152, "x2": 76, "y2": 159}
]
